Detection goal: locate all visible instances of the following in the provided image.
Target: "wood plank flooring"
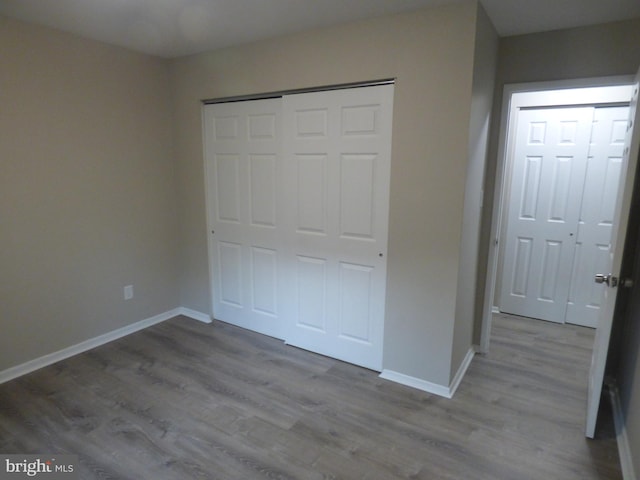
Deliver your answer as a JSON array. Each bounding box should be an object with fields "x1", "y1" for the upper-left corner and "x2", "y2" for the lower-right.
[{"x1": 0, "y1": 313, "x2": 622, "y2": 479}]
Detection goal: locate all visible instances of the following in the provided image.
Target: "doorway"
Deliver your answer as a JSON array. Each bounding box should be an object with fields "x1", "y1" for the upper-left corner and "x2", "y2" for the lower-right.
[
  {"x1": 480, "y1": 80, "x2": 634, "y2": 352},
  {"x1": 480, "y1": 75, "x2": 640, "y2": 439}
]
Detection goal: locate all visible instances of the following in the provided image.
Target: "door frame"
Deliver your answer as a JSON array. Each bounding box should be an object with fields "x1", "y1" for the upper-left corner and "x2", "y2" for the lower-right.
[{"x1": 479, "y1": 76, "x2": 634, "y2": 353}]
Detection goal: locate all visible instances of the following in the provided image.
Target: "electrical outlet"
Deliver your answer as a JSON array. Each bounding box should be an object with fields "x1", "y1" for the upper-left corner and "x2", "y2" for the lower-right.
[{"x1": 124, "y1": 285, "x2": 134, "y2": 300}]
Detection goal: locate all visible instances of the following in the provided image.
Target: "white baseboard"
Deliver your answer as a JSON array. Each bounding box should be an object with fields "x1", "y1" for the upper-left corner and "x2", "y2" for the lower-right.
[
  {"x1": 380, "y1": 346, "x2": 476, "y2": 399},
  {"x1": 176, "y1": 307, "x2": 212, "y2": 324},
  {"x1": 492, "y1": 306, "x2": 500, "y2": 314},
  {"x1": 609, "y1": 384, "x2": 637, "y2": 480},
  {"x1": 379, "y1": 369, "x2": 452, "y2": 397},
  {"x1": 449, "y1": 346, "x2": 476, "y2": 397},
  {"x1": 0, "y1": 307, "x2": 210, "y2": 385}
]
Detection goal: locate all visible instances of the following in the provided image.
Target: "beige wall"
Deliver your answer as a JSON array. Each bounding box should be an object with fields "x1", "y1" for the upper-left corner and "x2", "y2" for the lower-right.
[
  {"x1": 170, "y1": 3, "x2": 479, "y2": 386},
  {"x1": 0, "y1": 16, "x2": 179, "y2": 371},
  {"x1": 496, "y1": 19, "x2": 640, "y2": 85},
  {"x1": 451, "y1": 3, "x2": 498, "y2": 376}
]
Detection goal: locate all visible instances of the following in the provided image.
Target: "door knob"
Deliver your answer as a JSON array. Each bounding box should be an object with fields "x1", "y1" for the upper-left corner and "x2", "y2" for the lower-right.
[{"x1": 594, "y1": 274, "x2": 618, "y2": 287}]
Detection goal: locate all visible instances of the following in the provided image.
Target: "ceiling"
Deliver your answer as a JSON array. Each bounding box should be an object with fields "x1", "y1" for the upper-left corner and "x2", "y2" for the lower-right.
[{"x1": 1, "y1": 0, "x2": 639, "y2": 59}]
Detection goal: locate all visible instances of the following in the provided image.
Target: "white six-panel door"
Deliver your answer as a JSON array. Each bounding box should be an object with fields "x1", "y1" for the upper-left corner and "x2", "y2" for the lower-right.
[
  {"x1": 500, "y1": 107, "x2": 594, "y2": 323},
  {"x1": 281, "y1": 86, "x2": 393, "y2": 371},
  {"x1": 204, "y1": 98, "x2": 285, "y2": 339},
  {"x1": 204, "y1": 85, "x2": 393, "y2": 371},
  {"x1": 566, "y1": 106, "x2": 629, "y2": 327}
]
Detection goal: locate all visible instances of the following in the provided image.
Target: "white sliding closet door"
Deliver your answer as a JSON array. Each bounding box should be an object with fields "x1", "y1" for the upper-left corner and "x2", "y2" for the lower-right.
[
  {"x1": 499, "y1": 105, "x2": 629, "y2": 326},
  {"x1": 204, "y1": 98, "x2": 285, "y2": 339},
  {"x1": 203, "y1": 84, "x2": 394, "y2": 371},
  {"x1": 499, "y1": 107, "x2": 594, "y2": 323},
  {"x1": 565, "y1": 106, "x2": 629, "y2": 327},
  {"x1": 281, "y1": 85, "x2": 394, "y2": 371}
]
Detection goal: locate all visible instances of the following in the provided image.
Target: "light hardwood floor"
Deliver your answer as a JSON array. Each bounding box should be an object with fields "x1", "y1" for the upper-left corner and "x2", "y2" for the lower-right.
[{"x1": 0, "y1": 313, "x2": 622, "y2": 479}]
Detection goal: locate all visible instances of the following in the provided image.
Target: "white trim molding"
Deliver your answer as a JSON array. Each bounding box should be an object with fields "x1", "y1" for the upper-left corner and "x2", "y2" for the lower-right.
[
  {"x1": 449, "y1": 347, "x2": 476, "y2": 398},
  {"x1": 0, "y1": 307, "x2": 210, "y2": 385},
  {"x1": 380, "y1": 347, "x2": 476, "y2": 399},
  {"x1": 609, "y1": 383, "x2": 637, "y2": 480},
  {"x1": 176, "y1": 307, "x2": 212, "y2": 324},
  {"x1": 379, "y1": 370, "x2": 452, "y2": 398}
]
